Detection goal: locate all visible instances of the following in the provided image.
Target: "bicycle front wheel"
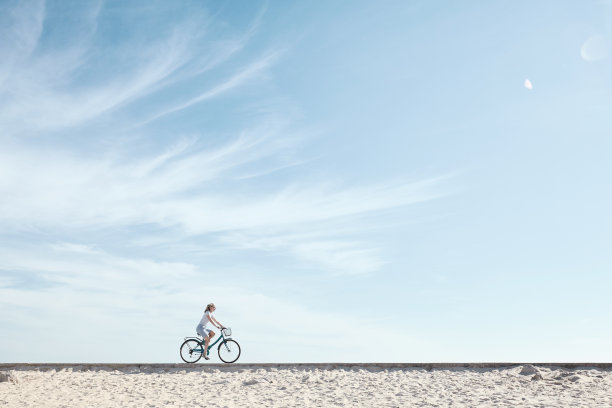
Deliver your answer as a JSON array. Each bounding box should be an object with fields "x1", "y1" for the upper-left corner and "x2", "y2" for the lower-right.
[
  {"x1": 180, "y1": 339, "x2": 204, "y2": 363},
  {"x1": 218, "y1": 339, "x2": 241, "y2": 363}
]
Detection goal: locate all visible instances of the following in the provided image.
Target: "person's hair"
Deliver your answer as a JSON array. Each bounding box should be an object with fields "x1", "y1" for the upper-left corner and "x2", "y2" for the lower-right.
[{"x1": 205, "y1": 303, "x2": 215, "y2": 312}]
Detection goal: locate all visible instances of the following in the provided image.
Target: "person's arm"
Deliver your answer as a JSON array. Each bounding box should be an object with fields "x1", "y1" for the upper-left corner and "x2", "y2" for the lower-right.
[
  {"x1": 207, "y1": 314, "x2": 223, "y2": 329},
  {"x1": 212, "y1": 316, "x2": 224, "y2": 329}
]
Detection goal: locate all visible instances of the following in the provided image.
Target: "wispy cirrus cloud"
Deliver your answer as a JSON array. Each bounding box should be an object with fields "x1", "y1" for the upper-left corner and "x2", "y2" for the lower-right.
[
  {"x1": 0, "y1": 2, "x2": 267, "y2": 135},
  {"x1": 0, "y1": 241, "x2": 427, "y2": 362},
  {"x1": 219, "y1": 230, "x2": 387, "y2": 275},
  {"x1": 0, "y1": 1, "x2": 454, "y2": 279},
  {"x1": 0, "y1": 126, "x2": 450, "y2": 233},
  {"x1": 0, "y1": 1, "x2": 454, "y2": 362},
  {"x1": 135, "y1": 51, "x2": 281, "y2": 127},
  {"x1": 0, "y1": 0, "x2": 45, "y2": 86}
]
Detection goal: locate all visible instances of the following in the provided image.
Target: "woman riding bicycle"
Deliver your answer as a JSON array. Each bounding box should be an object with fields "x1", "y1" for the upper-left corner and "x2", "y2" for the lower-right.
[{"x1": 196, "y1": 303, "x2": 224, "y2": 360}]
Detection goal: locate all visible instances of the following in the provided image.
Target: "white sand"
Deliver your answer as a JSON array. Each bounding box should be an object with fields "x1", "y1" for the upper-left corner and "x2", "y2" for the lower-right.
[{"x1": 1, "y1": 365, "x2": 611, "y2": 407}]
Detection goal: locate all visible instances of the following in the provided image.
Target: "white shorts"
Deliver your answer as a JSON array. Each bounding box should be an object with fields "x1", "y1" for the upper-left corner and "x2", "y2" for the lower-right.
[{"x1": 196, "y1": 324, "x2": 213, "y2": 338}]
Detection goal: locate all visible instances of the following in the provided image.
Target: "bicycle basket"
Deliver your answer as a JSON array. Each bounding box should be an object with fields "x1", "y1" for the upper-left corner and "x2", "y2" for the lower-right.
[{"x1": 222, "y1": 327, "x2": 232, "y2": 337}]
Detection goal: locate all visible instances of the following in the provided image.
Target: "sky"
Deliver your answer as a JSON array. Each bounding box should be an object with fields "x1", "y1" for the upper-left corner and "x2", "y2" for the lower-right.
[{"x1": 1, "y1": 0, "x2": 611, "y2": 363}]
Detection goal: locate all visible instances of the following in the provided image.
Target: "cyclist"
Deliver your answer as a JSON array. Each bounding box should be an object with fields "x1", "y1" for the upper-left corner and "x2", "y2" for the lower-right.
[{"x1": 196, "y1": 303, "x2": 224, "y2": 360}]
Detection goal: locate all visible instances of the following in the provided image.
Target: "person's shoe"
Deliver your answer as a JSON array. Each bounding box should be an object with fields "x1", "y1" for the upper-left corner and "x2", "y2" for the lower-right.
[{"x1": 203, "y1": 356, "x2": 210, "y2": 360}]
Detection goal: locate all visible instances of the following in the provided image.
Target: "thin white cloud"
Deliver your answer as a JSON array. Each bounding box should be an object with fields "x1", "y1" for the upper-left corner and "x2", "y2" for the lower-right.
[
  {"x1": 0, "y1": 0, "x2": 45, "y2": 86},
  {"x1": 158, "y1": 176, "x2": 449, "y2": 234},
  {"x1": 0, "y1": 3, "x2": 267, "y2": 135},
  {"x1": 50, "y1": 242, "x2": 102, "y2": 255},
  {"x1": 0, "y1": 32, "x2": 194, "y2": 131},
  {"x1": 0, "y1": 133, "x2": 450, "y2": 232},
  {"x1": 0, "y1": 242, "x2": 426, "y2": 362},
  {"x1": 0, "y1": 244, "x2": 196, "y2": 294},
  {"x1": 0, "y1": 119, "x2": 452, "y2": 275},
  {"x1": 130, "y1": 136, "x2": 200, "y2": 178},
  {"x1": 0, "y1": 1, "x2": 455, "y2": 362},
  {"x1": 180, "y1": 4, "x2": 266, "y2": 78},
  {"x1": 218, "y1": 229, "x2": 387, "y2": 275},
  {"x1": 134, "y1": 51, "x2": 280, "y2": 127},
  {"x1": 292, "y1": 241, "x2": 386, "y2": 275},
  {"x1": 282, "y1": 240, "x2": 384, "y2": 275}
]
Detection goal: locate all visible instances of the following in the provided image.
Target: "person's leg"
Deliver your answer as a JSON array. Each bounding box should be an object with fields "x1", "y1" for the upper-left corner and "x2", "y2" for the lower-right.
[
  {"x1": 205, "y1": 331, "x2": 216, "y2": 356},
  {"x1": 203, "y1": 334, "x2": 211, "y2": 358},
  {"x1": 203, "y1": 330, "x2": 215, "y2": 359}
]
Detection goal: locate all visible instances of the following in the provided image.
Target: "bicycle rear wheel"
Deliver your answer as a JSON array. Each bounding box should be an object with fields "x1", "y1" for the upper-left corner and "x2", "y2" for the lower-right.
[
  {"x1": 218, "y1": 339, "x2": 241, "y2": 363},
  {"x1": 180, "y1": 339, "x2": 204, "y2": 363}
]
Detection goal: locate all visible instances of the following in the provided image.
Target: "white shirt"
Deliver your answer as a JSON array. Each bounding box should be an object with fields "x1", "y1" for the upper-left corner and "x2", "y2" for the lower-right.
[{"x1": 199, "y1": 310, "x2": 213, "y2": 328}]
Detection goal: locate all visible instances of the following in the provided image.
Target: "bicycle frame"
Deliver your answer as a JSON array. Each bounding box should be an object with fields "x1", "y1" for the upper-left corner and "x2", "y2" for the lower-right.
[{"x1": 185, "y1": 333, "x2": 227, "y2": 355}]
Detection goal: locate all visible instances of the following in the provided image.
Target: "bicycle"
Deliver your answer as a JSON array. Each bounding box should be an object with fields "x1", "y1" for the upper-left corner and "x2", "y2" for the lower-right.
[{"x1": 179, "y1": 327, "x2": 241, "y2": 363}]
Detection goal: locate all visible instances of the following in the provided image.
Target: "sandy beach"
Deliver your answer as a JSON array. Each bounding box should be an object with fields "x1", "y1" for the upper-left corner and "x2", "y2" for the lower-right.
[{"x1": 1, "y1": 364, "x2": 611, "y2": 407}]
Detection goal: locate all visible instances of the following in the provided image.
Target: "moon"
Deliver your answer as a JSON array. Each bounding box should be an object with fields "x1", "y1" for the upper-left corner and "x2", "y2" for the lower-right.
[
  {"x1": 581, "y1": 35, "x2": 610, "y2": 62},
  {"x1": 524, "y1": 79, "x2": 533, "y2": 90}
]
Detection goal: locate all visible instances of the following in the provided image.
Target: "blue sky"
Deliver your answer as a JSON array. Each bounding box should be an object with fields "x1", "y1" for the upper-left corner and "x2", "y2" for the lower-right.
[{"x1": 1, "y1": 0, "x2": 611, "y2": 363}]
